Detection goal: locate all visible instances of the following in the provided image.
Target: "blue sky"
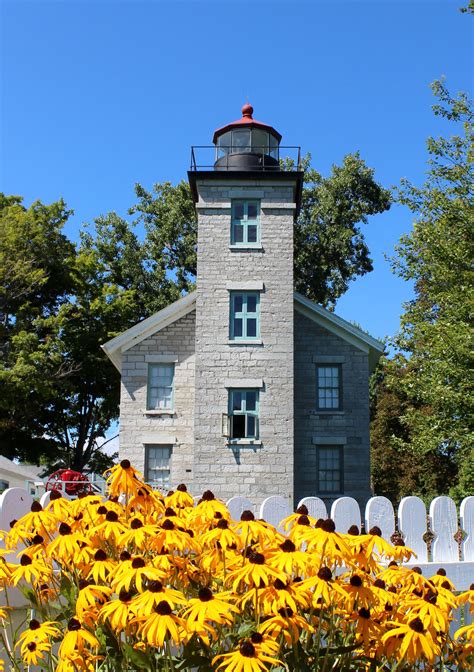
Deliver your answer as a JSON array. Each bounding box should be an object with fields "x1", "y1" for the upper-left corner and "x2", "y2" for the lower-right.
[{"x1": 1, "y1": 0, "x2": 472, "y2": 343}]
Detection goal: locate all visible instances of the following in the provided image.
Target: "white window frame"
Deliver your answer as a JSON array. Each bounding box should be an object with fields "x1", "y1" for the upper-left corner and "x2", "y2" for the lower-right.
[{"x1": 146, "y1": 363, "x2": 175, "y2": 411}]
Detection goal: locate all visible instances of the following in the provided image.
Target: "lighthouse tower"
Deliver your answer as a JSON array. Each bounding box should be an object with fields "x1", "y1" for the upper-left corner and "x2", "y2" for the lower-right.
[{"x1": 188, "y1": 104, "x2": 303, "y2": 506}]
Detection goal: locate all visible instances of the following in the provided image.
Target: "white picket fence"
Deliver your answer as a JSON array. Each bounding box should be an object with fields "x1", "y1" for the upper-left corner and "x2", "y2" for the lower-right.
[{"x1": 1, "y1": 487, "x2": 472, "y2": 589}]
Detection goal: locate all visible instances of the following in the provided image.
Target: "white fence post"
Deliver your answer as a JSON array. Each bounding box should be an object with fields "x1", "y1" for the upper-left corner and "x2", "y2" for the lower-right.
[
  {"x1": 331, "y1": 497, "x2": 361, "y2": 533},
  {"x1": 365, "y1": 496, "x2": 395, "y2": 542},
  {"x1": 430, "y1": 496, "x2": 459, "y2": 563},
  {"x1": 226, "y1": 496, "x2": 254, "y2": 521},
  {"x1": 259, "y1": 496, "x2": 291, "y2": 533},
  {"x1": 460, "y1": 496, "x2": 474, "y2": 562},
  {"x1": 398, "y1": 496, "x2": 428, "y2": 563},
  {"x1": 297, "y1": 496, "x2": 327, "y2": 521}
]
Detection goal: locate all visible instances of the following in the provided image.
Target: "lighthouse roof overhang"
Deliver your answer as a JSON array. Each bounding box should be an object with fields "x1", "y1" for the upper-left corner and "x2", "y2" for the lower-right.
[
  {"x1": 102, "y1": 291, "x2": 384, "y2": 373},
  {"x1": 212, "y1": 118, "x2": 282, "y2": 144}
]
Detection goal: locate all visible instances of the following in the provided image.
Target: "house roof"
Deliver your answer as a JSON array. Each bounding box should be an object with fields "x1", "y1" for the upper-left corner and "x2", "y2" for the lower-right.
[
  {"x1": 0, "y1": 456, "x2": 44, "y2": 482},
  {"x1": 102, "y1": 291, "x2": 385, "y2": 373}
]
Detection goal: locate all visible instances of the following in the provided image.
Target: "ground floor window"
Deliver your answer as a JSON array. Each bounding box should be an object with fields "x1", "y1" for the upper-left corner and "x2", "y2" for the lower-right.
[
  {"x1": 228, "y1": 389, "x2": 259, "y2": 439},
  {"x1": 317, "y1": 446, "x2": 343, "y2": 493},
  {"x1": 144, "y1": 445, "x2": 172, "y2": 490}
]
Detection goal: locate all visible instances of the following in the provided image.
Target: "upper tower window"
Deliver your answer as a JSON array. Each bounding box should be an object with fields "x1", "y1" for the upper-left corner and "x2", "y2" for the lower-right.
[{"x1": 231, "y1": 200, "x2": 260, "y2": 246}]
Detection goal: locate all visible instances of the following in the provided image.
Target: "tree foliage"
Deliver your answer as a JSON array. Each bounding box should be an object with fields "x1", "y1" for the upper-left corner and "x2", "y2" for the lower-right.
[{"x1": 371, "y1": 81, "x2": 473, "y2": 502}]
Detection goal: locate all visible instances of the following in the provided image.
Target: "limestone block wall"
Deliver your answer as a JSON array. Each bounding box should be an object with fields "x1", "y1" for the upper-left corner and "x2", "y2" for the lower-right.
[
  {"x1": 193, "y1": 180, "x2": 296, "y2": 507},
  {"x1": 294, "y1": 310, "x2": 372, "y2": 508},
  {"x1": 119, "y1": 311, "x2": 195, "y2": 488}
]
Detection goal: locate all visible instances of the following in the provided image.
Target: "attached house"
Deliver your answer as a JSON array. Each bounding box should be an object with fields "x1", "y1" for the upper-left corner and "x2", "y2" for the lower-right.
[{"x1": 103, "y1": 104, "x2": 384, "y2": 508}]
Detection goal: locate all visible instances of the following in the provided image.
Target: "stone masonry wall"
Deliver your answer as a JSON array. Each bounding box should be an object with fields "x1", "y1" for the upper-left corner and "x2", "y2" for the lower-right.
[
  {"x1": 119, "y1": 311, "x2": 195, "y2": 488},
  {"x1": 294, "y1": 309, "x2": 372, "y2": 509},
  {"x1": 193, "y1": 179, "x2": 296, "y2": 507}
]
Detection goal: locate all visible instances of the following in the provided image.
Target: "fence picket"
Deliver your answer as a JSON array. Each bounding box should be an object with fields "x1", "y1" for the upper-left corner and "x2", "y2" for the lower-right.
[
  {"x1": 398, "y1": 496, "x2": 428, "y2": 563},
  {"x1": 226, "y1": 496, "x2": 254, "y2": 521},
  {"x1": 365, "y1": 496, "x2": 395, "y2": 541},
  {"x1": 0, "y1": 487, "x2": 33, "y2": 540},
  {"x1": 430, "y1": 496, "x2": 459, "y2": 563},
  {"x1": 259, "y1": 496, "x2": 290, "y2": 533},
  {"x1": 460, "y1": 496, "x2": 474, "y2": 562},
  {"x1": 331, "y1": 497, "x2": 361, "y2": 533},
  {"x1": 297, "y1": 496, "x2": 327, "y2": 521}
]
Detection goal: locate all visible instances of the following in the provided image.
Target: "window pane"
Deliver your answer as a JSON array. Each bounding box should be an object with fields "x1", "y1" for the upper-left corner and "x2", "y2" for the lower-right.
[
  {"x1": 246, "y1": 295, "x2": 257, "y2": 313},
  {"x1": 252, "y1": 129, "x2": 268, "y2": 154},
  {"x1": 232, "y1": 224, "x2": 244, "y2": 243},
  {"x1": 245, "y1": 391, "x2": 257, "y2": 411},
  {"x1": 233, "y1": 203, "x2": 244, "y2": 220},
  {"x1": 247, "y1": 415, "x2": 256, "y2": 437},
  {"x1": 247, "y1": 225, "x2": 257, "y2": 243},
  {"x1": 232, "y1": 130, "x2": 251, "y2": 151},
  {"x1": 234, "y1": 295, "x2": 243, "y2": 312},
  {"x1": 233, "y1": 318, "x2": 243, "y2": 338},
  {"x1": 247, "y1": 202, "x2": 258, "y2": 219},
  {"x1": 246, "y1": 318, "x2": 257, "y2": 338},
  {"x1": 232, "y1": 415, "x2": 246, "y2": 438},
  {"x1": 232, "y1": 391, "x2": 243, "y2": 411}
]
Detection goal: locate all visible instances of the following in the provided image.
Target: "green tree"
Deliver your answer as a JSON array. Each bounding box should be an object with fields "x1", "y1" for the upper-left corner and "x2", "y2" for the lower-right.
[
  {"x1": 373, "y1": 81, "x2": 473, "y2": 501},
  {"x1": 131, "y1": 154, "x2": 391, "y2": 308}
]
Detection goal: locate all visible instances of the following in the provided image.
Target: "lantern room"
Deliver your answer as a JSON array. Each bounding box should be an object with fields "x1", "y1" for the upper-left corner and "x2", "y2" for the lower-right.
[{"x1": 212, "y1": 103, "x2": 282, "y2": 170}]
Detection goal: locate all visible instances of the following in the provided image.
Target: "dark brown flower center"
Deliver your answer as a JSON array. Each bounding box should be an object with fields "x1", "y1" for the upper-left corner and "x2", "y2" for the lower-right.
[
  {"x1": 350, "y1": 575, "x2": 363, "y2": 587},
  {"x1": 162, "y1": 519, "x2": 175, "y2": 530},
  {"x1": 318, "y1": 567, "x2": 332, "y2": 581},
  {"x1": 20, "y1": 554, "x2": 32, "y2": 566},
  {"x1": 27, "y1": 642, "x2": 37, "y2": 652},
  {"x1": 347, "y1": 525, "x2": 360, "y2": 535},
  {"x1": 68, "y1": 618, "x2": 81, "y2": 631},
  {"x1": 274, "y1": 578, "x2": 287, "y2": 590},
  {"x1": 409, "y1": 617, "x2": 425, "y2": 633},
  {"x1": 297, "y1": 514, "x2": 310, "y2": 526},
  {"x1": 119, "y1": 590, "x2": 132, "y2": 602},
  {"x1": 165, "y1": 507, "x2": 176, "y2": 517},
  {"x1": 59, "y1": 522, "x2": 72, "y2": 535},
  {"x1": 130, "y1": 518, "x2": 143, "y2": 529},
  {"x1": 50, "y1": 489, "x2": 62, "y2": 501},
  {"x1": 358, "y1": 607, "x2": 371, "y2": 619},
  {"x1": 241, "y1": 510, "x2": 255, "y2": 521},
  {"x1": 217, "y1": 519, "x2": 229, "y2": 530},
  {"x1": 369, "y1": 526, "x2": 382, "y2": 536},
  {"x1": 95, "y1": 549, "x2": 108, "y2": 561},
  {"x1": 177, "y1": 484, "x2": 187, "y2": 492},
  {"x1": 97, "y1": 506, "x2": 108, "y2": 515},
  {"x1": 321, "y1": 519, "x2": 336, "y2": 533},
  {"x1": 105, "y1": 511, "x2": 119, "y2": 522},
  {"x1": 374, "y1": 579, "x2": 386, "y2": 589},
  {"x1": 198, "y1": 587, "x2": 213, "y2": 602},
  {"x1": 412, "y1": 566, "x2": 422, "y2": 574},
  {"x1": 131, "y1": 557, "x2": 146, "y2": 569},
  {"x1": 251, "y1": 632, "x2": 263, "y2": 644},
  {"x1": 296, "y1": 504, "x2": 308, "y2": 515},
  {"x1": 148, "y1": 581, "x2": 163, "y2": 593},
  {"x1": 29, "y1": 619, "x2": 40, "y2": 630},
  {"x1": 280, "y1": 539, "x2": 296, "y2": 553},
  {"x1": 32, "y1": 534, "x2": 44, "y2": 545},
  {"x1": 436, "y1": 568, "x2": 446, "y2": 576},
  {"x1": 424, "y1": 590, "x2": 437, "y2": 604},
  {"x1": 155, "y1": 600, "x2": 172, "y2": 615},
  {"x1": 249, "y1": 552, "x2": 265, "y2": 565},
  {"x1": 239, "y1": 641, "x2": 256, "y2": 657},
  {"x1": 278, "y1": 607, "x2": 294, "y2": 617},
  {"x1": 201, "y1": 490, "x2": 215, "y2": 501},
  {"x1": 120, "y1": 550, "x2": 131, "y2": 561},
  {"x1": 120, "y1": 459, "x2": 131, "y2": 469},
  {"x1": 31, "y1": 501, "x2": 43, "y2": 512}
]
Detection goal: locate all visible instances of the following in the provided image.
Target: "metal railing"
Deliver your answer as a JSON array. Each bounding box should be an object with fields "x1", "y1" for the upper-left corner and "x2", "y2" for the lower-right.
[{"x1": 190, "y1": 146, "x2": 302, "y2": 171}]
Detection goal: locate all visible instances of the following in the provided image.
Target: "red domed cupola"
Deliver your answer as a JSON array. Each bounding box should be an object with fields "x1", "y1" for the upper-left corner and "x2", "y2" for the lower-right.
[{"x1": 213, "y1": 103, "x2": 282, "y2": 171}]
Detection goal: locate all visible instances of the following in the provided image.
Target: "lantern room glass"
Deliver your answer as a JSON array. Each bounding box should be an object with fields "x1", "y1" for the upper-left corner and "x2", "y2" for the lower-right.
[{"x1": 216, "y1": 128, "x2": 279, "y2": 160}]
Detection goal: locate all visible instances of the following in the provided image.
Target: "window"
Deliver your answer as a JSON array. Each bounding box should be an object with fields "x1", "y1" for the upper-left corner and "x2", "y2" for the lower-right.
[
  {"x1": 230, "y1": 292, "x2": 260, "y2": 340},
  {"x1": 147, "y1": 364, "x2": 174, "y2": 410},
  {"x1": 228, "y1": 389, "x2": 259, "y2": 439},
  {"x1": 145, "y1": 445, "x2": 172, "y2": 490},
  {"x1": 0, "y1": 480, "x2": 9, "y2": 493},
  {"x1": 231, "y1": 200, "x2": 260, "y2": 246},
  {"x1": 317, "y1": 446, "x2": 343, "y2": 494},
  {"x1": 316, "y1": 365, "x2": 342, "y2": 410}
]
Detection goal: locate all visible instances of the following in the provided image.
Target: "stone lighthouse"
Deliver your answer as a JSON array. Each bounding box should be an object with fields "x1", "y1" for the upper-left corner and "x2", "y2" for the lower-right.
[{"x1": 188, "y1": 104, "x2": 303, "y2": 505}]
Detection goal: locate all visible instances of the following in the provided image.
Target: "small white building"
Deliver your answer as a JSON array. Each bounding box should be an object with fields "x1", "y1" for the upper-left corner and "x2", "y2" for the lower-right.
[{"x1": 0, "y1": 456, "x2": 44, "y2": 496}]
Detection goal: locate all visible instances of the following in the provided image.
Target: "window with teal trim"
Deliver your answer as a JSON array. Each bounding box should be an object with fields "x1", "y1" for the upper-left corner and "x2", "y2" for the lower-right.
[
  {"x1": 147, "y1": 363, "x2": 174, "y2": 410},
  {"x1": 231, "y1": 200, "x2": 260, "y2": 245},
  {"x1": 230, "y1": 292, "x2": 260, "y2": 340},
  {"x1": 228, "y1": 389, "x2": 259, "y2": 439}
]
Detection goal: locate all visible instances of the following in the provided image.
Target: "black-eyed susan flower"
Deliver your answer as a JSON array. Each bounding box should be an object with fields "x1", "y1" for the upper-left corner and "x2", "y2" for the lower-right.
[
  {"x1": 86, "y1": 548, "x2": 116, "y2": 583},
  {"x1": 10, "y1": 553, "x2": 51, "y2": 586},
  {"x1": 381, "y1": 616, "x2": 441, "y2": 664},
  {"x1": 91, "y1": 509, "x2": 128, "y2": 543},
  {"x1": 233, "y1": 511, "x2": 276, "y2": 547},
  {"x1": 135, "y1": 600, "x2": 186, "y2": 648},
  {"x1": 112, "y1": 555, "x2": 165, "y2": 593},
  {"x1": 299, "y1": 566, "x2": 347, "y2": 607},
  {"x1": 99, "y1": 589, "x2": 136, "y2": 633},
  {"x1": 130, "y1": 579, "x2": 186, "y2": 615},
  {"x1": 165, "y1": 483, "x2": 194, "y2": 510},
  {"x1": 17, "y1": 618, "x2": 60, "y2": 648},
  {"x1": 201, "y1": 518, "x2": 242, "y2": 552},
  {"x1": 12, "y1": 500, "x2": 58, "y2": 539},
  {"x1": 266, "y1": 538, "x2": 312, "y2": 577},
  {"x1": 182, "y1": 587, "x2": 239, "y2": 637},
  {"x1": 104, "y1": 459, "x2": 143, "y2": 498},
  {"x1": 258, "y1": 607, "x2": 313, "y2": 645},
  {"x1": 213, "y1": 639, "x2": 282, "y2": 672},
  {"x1": 256, "y1": 578, "x2": 309, "y2": 615},
  {"x1": 428, "y1": 567, "x2": 456, "y2": 591},
  {"x1": 281, "y1": 504, "x2": 318, "y2": 532},
  {"x1": 342, "y1": 573, "x2": 376, "y2": 610},
  {"x1": 75, "y1": 581, "x2": 112, "y2": 624},
  {"x1": 227, "y1": 551, "x2": 285, "y2": 592},
  {"x1": 119, "y1": 517, "x2": 158, "y2": 550},
  {"x1": 58, "y1": 617, "x2": 99, "y2": 659},
  {"x1": 20, "y1": 639, "x2": 51, "y2": 666},
  {"x1": 46, "y1": 522, "x2": 89, "y2": 564}
]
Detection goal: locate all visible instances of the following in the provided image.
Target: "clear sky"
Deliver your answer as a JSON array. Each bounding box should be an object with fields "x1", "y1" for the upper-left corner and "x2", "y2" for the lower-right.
[{"x1": 1, "y1": 0, "x2": 472, "y2": 344}]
